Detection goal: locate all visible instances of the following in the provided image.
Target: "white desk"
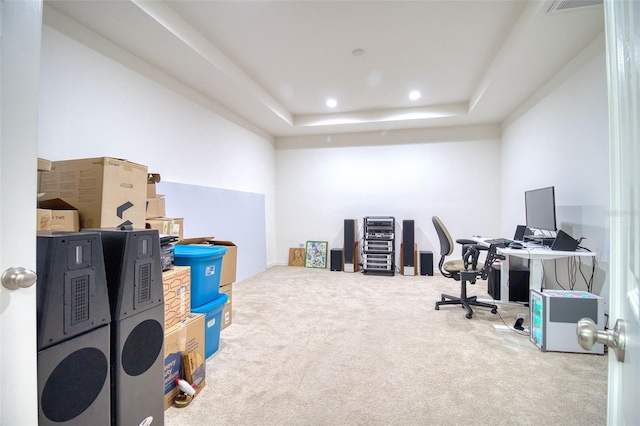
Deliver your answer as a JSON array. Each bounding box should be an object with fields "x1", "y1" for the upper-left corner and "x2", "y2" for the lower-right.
[{"x1": 472, "y1": 238, "x2": 596, "y2": 304}]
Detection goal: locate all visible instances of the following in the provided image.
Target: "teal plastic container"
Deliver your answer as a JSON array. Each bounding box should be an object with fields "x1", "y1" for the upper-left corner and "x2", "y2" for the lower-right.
[
  {"x1": 191, "y1": 293, "x2": 228, "y2": 358},
  {"x1": 174, "y1": 245, "x2": 228, "y2": 308}
]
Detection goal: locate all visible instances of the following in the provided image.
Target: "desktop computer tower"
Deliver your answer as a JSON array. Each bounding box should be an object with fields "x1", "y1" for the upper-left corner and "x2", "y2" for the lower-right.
[
  {"x1": 401, "y1": 220, "x2": 416, "y2": 276},
  {"x1": 36, "y1": 231, "x2": 112, "y2": 425},
  {"x1": 530, "y1": 289, "x2": 605, "y2": 354},
  {"x1": 343, "y1": 219, "x2": 358, "y2": 272},
  {"x1": 487, "y1": 264, "x2": 530, "y2": 302},
  {"x1": 91, "y1": 228, "x2": 165, "y2": 426}
]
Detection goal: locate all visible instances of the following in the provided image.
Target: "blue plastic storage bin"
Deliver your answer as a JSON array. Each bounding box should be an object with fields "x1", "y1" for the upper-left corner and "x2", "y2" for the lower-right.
[
  {"x1": 191, "y1": 293, "x2": 228, "y2": 358},
  {"x1": 174, "y1": 245, "x2": 227, "y2": 308}
]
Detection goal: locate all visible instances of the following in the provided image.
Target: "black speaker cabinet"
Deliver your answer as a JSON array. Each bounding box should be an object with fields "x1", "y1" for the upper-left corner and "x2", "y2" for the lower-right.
[
  {"x1": 419, "y1": 251, "x2": 434, "y2": 276},
  {"x1": 330, "y1": 249, "x2": 342, "y2": 271},
  {"x1": 37, "y1": 325, "x2": 111, "y2": 425},
  {"x1": 92, "y1": 228, "x2": 165, "y2": 426},
  {"x1": 36, "y1": 231, "x2": 112, "y2": 425},
  {"x1": 343, "y1": 219, "x2": 358, "y2": 272},
  {"x1": 401, "y1": 220, "x2": 416, "y2": 275},
  {"x1": 488, "y1": 264, "x2": 530, "y2": 302}
]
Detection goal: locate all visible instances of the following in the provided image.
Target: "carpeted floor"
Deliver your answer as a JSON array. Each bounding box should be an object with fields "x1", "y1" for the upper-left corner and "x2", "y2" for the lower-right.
[{"x1": 165, "y1": 266, "x2": 607, "y2": 426}]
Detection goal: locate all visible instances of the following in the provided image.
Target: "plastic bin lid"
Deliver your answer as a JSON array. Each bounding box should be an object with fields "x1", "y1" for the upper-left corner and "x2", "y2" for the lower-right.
[
  {"x1": 191, "y1": 293, "x2": 228, "y2": 313},
  {"x1": 174, "y1": 244, "x2": 228, "y2": 258}
]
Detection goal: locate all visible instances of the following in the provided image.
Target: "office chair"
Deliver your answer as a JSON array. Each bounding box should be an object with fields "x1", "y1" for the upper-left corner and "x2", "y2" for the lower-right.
[{"x1": 432, "y1": 216, "x2": 502, "y2": 319}]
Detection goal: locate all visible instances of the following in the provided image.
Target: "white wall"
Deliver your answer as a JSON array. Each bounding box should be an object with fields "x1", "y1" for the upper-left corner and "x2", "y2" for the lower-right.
[
  {"x1": 501, "y1": 50, "x2": 609, "y2": 297},
  {"x1": 37, "y1": 25, "x2": 277, "y2": 269},
  {"x1": 275, "y1": 126, "x2": 502, "y2": 268}
]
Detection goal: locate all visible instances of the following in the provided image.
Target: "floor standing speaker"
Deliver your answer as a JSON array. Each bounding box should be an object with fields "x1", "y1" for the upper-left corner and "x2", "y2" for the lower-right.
[
  {"x1": 343, "y1": 219, "x2": 357, "y2": 272},
  {"x1": 402, "y1": 220, "x2": 415, "y2": 275},
  {"x1": 330, "y1": 249, "x2": 343, "y2": 271},
  {"x1": 36, "y1": 231, "x2": 112, "y2": 425},
  {"x1": 419, "y1": 251, "x2": 434, "y2": 276},
  {"x1": 93, "y1": 228, "x2": 165, "y2": 426}
]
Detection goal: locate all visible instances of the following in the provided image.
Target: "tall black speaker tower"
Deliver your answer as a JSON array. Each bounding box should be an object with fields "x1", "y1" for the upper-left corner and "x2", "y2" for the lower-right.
[
  {"x1": 402, "y1": 220, "x2": 416, "y2": 275},
  {"x1": 36, "y1": 231, "x2": 112, "y2": 425},
  {"x1": 343, "y1": 219, "x2": 358, "y2": 272},
  {"x1": 93, "y1": 228, "x2": 165, "y2": 426}
]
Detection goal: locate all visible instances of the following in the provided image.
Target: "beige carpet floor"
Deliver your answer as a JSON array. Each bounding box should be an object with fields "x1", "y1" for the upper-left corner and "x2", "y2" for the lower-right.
[{"x1": 164, "y1": 266, "x2": 607, "y2": 426}]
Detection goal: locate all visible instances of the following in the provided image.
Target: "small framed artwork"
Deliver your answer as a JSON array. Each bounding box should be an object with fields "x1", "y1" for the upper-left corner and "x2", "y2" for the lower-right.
[
  {"x1": 288, "y1": 248, "x2": 306, "y2": 267},
  {"x1": 304, "y1": 241, "x2": 328, "y2": 269}
]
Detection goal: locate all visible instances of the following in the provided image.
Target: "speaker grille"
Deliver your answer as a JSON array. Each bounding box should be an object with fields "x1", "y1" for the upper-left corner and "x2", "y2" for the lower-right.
[
  {"x1": 138, "y1": 263, "x2": 151, "y2": 303},
  {"x1": 71, "y1": 275, "x2": 90, "y2": 325},
  {"x1": 122, "y1": 319, "x2": 163, "y2": 377},
  {"x1": 41, "y1": 347, "x2": 108, "y2": 422}
]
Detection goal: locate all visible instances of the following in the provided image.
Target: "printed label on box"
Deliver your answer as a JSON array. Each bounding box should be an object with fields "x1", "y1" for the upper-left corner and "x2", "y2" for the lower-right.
[{"x1": 164, "y1": 351, "x2": 182, "y2": 395}]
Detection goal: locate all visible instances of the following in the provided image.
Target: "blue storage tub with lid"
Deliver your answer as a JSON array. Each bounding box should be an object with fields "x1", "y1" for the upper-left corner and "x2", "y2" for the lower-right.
[
  {"x1": 191, "y1": 293, "x2": 228, "y2": 358},
  {"x1": 174, "y1": 245, "x2": 228, "y2": 308}
]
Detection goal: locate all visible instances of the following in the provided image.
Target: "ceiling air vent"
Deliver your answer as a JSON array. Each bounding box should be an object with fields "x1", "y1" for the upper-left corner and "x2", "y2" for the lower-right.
[{"x1": 548, "y1": 0, "x2": 603, "y2": 14}]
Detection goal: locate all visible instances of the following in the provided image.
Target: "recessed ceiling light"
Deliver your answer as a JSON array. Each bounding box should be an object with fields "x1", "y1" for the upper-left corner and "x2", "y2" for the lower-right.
[
  {"x1": 409, "y1": 91, "x2": 422, "y2": 101},
  {"x1": 326, "y1": 98, "x2": 338, "y2": 108}
]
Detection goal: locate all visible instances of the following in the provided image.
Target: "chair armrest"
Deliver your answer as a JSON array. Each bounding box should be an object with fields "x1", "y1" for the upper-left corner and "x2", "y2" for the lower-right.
[{"x1": 456, "y1": 239, "x2": 488, "y2": 250}]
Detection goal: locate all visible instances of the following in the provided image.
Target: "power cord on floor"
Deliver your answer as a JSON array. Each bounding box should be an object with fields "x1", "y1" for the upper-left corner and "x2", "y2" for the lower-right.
[{"x1": 493, "y1": 298, "x2": 530, "y2": 337}]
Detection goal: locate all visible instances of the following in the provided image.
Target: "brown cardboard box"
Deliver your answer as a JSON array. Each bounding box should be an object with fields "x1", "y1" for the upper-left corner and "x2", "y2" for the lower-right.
[
  {"x1": 209, "y1": 241, "x2": 237, "y2": 285},
  {"x1": 38, "y1": 158, "x2": 52, "y2": 172},
  {"x1": 147, "y1": 173, "x2": 161, "y2": 197},
  {"x1": 163, "y1": 266, "x2": 191, "y2": 329},
  {"x1": 36, "y1": 199, "x2": 80, "y2": 232},
  {"x1": 39, "y1": 157, "x2": 148, "y2": 229},
  {"x1": 146, "y1": 195, "x2": 166, "y2": 219},
  {"x1": 220, "y1": 283, "x2": 232, "y2": 330},
  {"x1": 147, "y1": 217, "x2": 184, "y2": 240},
  {"x1": 164, "y1": 314, "x2": 205, "y2": 410}
]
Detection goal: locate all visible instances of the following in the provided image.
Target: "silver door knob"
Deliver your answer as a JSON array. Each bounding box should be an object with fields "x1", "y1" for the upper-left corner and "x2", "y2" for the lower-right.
[
  {"x1": 577, "y1": 317, "x2": 626, "y2": 362},
  {"x1": 1, "y1": 266, "x2": 37, "y2": 290}
]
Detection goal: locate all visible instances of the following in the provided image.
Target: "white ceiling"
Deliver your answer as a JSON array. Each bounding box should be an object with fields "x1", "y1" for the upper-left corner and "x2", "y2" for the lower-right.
[{"x1": 43, "y1": 0, "x2": 605, "y2": 139}]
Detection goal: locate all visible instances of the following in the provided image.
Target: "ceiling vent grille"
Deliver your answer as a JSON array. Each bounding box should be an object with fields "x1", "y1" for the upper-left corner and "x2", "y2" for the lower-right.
[{"x1": 548, "y1": 0, "x2": 603, "y2": 14}]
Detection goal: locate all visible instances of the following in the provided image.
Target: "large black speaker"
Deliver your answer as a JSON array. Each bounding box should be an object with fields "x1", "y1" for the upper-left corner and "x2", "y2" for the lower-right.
[
  {"x1": 36, "y1": 231, "x2": 112, "y2": 425},
  {"x1": 343, "y1": 219, "x2": 357, "y2": 272},
  {"x1": 330, "y1": 249, "x2": 343, "y2": 271},
  {"x1": 419, "y1": 251, "x2": 434, "y2": 276},
  {"x1": 402, "y1": 220, "x2": 415, "y2": 275},
  {"x1": 92, "y1": 228, "x2": 165, "y2": 426}
]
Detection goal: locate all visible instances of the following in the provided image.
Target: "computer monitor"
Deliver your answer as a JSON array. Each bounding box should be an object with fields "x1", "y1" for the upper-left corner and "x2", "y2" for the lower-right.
[{"x1": 525, "y1": 186, "x2": 557, "y2": 232}]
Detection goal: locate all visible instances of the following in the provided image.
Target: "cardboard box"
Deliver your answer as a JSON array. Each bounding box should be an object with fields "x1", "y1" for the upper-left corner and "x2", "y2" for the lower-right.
[
  {"x1": 38, "y1": 158, "x2": 52, "y2": 172},
  {"x1": 210, "y1": 241, "x2": 237, "y2": 285},
  {"x1": 39, "y1": 157, "x2": 148, "y2": 229},
  {"x1": 163, "y1": 266, "x2": 191, "y2": 329},
  {"x1": 147, "y1": 217, "x2": 184, "y2": 240},
  {"x1": 163, "y1": 314, "x2": 205, "y2": 410},
  {"x1": 147, "y1": 173, "x2": 161, "y2": 198},
  {"x1": 220, "y1": 283, "x2": 233, "y2": 330},
  {"x1": 36, "y1": 199, "x2": 80, "y2": 232},
  {"x1": 146, "y1": 195, "x2": 166, "y2": 219}
]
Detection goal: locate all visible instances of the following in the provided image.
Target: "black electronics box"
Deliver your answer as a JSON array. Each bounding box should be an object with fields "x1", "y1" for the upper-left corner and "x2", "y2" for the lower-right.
[{"x1": 487, "y1": 264, "x2": 530, "y2": 302}]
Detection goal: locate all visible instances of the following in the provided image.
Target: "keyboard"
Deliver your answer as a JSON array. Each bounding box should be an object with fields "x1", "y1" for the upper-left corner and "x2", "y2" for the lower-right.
[{"x1": 485, "y1": 238, "x2": 513, "y2": 247}]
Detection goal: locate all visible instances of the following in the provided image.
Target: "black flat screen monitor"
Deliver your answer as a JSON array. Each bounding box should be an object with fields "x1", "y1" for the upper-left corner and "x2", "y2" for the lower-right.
[{"x1": 525, "y1": 186, "x2": 557, "y2": 232}]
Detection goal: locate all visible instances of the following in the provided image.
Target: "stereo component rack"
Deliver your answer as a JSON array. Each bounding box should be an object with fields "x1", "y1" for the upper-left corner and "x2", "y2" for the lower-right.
[{"x1": 363, "y1": 216, "x2": 395, "y2": 276}]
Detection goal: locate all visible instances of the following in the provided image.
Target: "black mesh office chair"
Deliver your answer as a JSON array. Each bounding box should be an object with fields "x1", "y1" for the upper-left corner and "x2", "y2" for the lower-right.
[{"x1": 432, "y1": 216, "x2": 502, "y2": 319}]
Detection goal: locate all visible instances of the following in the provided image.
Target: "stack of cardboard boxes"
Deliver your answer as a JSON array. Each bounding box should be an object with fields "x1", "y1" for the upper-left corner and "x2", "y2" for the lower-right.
[
  {"x1": 36, "y1": 156, "x2": 238, "y2": 411},
  {"x1": 145, "y1": 173, "x2": 184, "y2": 240}
]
